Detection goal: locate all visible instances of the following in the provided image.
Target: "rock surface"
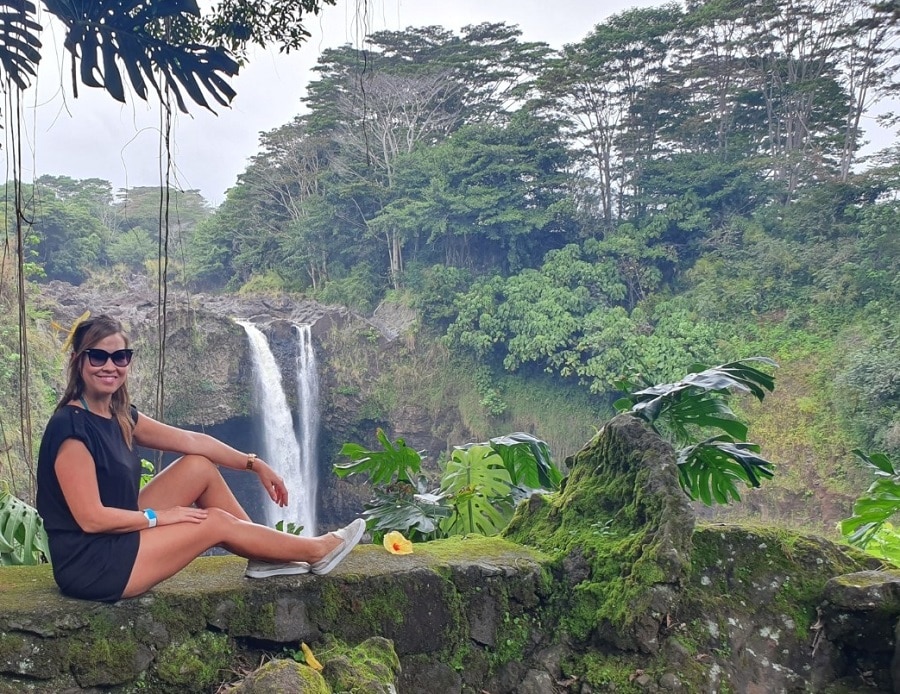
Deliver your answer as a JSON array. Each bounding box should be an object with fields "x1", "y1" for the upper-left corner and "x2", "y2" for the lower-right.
[{"x1": 3, "y1": 403, "x2": 898, "y2": 692}]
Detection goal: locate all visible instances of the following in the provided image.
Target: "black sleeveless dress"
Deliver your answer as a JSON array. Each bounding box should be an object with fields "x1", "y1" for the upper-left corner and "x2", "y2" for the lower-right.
[{"x1": 36, "y1": 405, "x2": 141, "y2": 602}]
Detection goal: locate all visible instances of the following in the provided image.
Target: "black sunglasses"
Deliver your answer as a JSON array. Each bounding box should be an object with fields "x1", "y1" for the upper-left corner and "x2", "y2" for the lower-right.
[{"x1": 82, "y1": 348, "x2": 134, "y2": 367}]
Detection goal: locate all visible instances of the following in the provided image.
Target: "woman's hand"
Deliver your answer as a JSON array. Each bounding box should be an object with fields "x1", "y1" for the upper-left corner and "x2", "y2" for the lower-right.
[
  {"x1": 156, "y1": 506, "x2": 208, "y2": 526},
  {"x1": 253, "y1": 459, "x2": 289, "y2": 507}
]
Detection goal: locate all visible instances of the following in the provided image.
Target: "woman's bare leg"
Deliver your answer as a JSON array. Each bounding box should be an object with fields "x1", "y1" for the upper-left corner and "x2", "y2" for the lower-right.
[
  {"x1": 139, "y1": 455, "x2": 251, "y2": 521},
  {"x1": 122, "y1": 508, "x2": 342, "y2": 598}
]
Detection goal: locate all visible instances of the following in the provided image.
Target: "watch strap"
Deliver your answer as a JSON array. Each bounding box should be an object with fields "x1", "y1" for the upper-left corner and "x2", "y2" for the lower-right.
[{"x1": 143, "y1": 508, "x2": 158, "y2": 528}]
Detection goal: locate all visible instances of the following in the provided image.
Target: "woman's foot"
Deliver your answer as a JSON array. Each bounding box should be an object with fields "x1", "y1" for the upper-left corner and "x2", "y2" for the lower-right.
[{"x1": 310, "y1": 518, "x2": 366, "y2": 575}]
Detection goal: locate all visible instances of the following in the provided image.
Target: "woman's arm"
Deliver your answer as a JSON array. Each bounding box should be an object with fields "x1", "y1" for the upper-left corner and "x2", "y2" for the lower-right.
[
  {"x1": 54, "y1": 438, "x2": 205, "y2": 532},
  {"x1": 133, "y1": 412, "x2": 288, "y2": 507},
  {"x1": 134, "y1": 413, "x2": 249, "y2": 469}
]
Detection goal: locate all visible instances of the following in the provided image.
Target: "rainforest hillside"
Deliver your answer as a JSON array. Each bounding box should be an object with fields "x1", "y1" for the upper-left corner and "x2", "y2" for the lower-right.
[{"x1": 1, "y1": 2, "x2": 898, "y2": 535}]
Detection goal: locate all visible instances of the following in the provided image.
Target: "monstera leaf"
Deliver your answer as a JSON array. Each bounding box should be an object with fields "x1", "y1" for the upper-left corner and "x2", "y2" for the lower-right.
[
  {"x1": 0, "y1": 483, "x2": 49, "y2": 566},
  {"x1": 440, "y1": 445, "x2": 515, "y2": 537},
  {"x1": 841, "y1": 450, "x2": 900, "y2": 548},
  {"x1": 474, "y1": 432, "x2": 562, "y2": 491},
  {"x1": 616, "y1": 357, "x2": 776, "y2": 444},
  {"x1": 335, "y1": 428, "x2": 423, "y2": 485},
  {"x1": 0, "y1": 0, "x2": 42, "y2": 90},
  {"x1": 677, "y1": 436, "x2": 775, "y2": 505},
  {"x1": 43, "y1": 0, "x2": 238, "y2": 113}
]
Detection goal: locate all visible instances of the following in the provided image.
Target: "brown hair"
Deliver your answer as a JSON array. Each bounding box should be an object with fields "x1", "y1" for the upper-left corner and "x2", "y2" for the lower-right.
[{"x1": 56, "y1": 314, "x2": 135, "y2": 448}]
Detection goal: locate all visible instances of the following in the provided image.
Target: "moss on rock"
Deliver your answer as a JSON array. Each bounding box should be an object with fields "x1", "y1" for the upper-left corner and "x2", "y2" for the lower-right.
[
  {"x1": 320, "y1": 635, "x2": 400, "y2": 693},
  {"x1": 155, "y1": 631, "x2": 233, "y2": 692},
  {"x1": 504, "y1": 414, "x2": 694, "y2": 652},
  {"x1": 230, "y1": 658, "x2": 330, "y2": 694}
]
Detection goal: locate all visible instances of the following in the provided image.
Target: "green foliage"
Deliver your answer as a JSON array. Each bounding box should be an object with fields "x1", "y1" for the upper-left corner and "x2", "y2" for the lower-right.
[
  {"x1": 335, "y1": 429, "x2": 423, "y2": 485},
  {"x1": 0, "y1": 481, "x2": 49, "y2": 565},
  {"x1": 155, "y1": 632, "x2": 232, "y2": 690},
  {"x1": 238, "y1": 269, "x2": 289, "y2": 294},
  {"x1": 140, "y1": 459, "x2": 155, "y2": 488},
  {"x1": 334, "y1": 429, "x2": 562, "y2": 541},
  {"x1": 833, "y1": 317, "x2": 900, "y2": 457},
  {"x1": 841, "y1": 450, "x2": 900, "y2": 549},
  {"x1": 677, "y1": 437, "x2": 774, "y2": 505},
  {"x1": 314, "y1": 262, "x2": 384, "y2": 314},
  {"x1": 440, "y1": 445, "x2": 515, "y2": 537},
  {"x1": 275, "y1": 520, "x2": 304, "y2": 535},
  {"x1": 363, "y1": 481, "x2": 450, "y2": 542},
  {"x1": 615, "y1": 358, "x2": 778, "y2": 505},
  {"x1": 446, "y1": 243, "x2": 720, "y2": 393},
  {"x1": 850, "y1": 522, "x2": 900, "y2": 564}
]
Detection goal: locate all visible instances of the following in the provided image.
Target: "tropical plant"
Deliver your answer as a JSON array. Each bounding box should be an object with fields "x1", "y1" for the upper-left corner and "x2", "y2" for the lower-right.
[
  {"x1": 614, "y1": 357, "x2": 777, "y2": 505},
  {"x1": 0, "y1": 481, "x2": 49, "y2": 565},
  {"x1": 841, "y1": 450, "x2": 900, "y2": 553},
  {"x1": 139, "y1": 459, "x2": 155, "y2": 488},
  {"x1": 439, "y1": 445, "x2": 515, "y2": 537},
  {"x1": 334, "y1": 429, "x2": 562, "y2": 542}
]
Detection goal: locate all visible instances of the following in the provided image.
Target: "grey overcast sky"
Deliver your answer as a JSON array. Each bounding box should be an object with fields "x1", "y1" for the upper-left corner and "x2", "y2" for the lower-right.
[{"x1": 8, "y1": 0, "x2": 896, "y2": 205}]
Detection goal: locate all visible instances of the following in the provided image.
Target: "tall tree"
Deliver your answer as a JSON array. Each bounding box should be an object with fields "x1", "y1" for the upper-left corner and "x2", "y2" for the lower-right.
[{"x1": 541, "y1": 5, "x2": 682, "y2": 225}]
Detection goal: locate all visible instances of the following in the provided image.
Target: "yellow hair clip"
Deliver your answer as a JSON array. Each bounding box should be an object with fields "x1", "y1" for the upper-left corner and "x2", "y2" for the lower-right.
[{"x1": 57, "y1": 311, "x2": 91, "y2": 354}]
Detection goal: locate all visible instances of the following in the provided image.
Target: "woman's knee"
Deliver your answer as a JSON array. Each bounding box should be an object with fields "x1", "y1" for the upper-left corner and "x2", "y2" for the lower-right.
[{"x1": 204, "y1": 506, "x2": 241, "y2": 527}]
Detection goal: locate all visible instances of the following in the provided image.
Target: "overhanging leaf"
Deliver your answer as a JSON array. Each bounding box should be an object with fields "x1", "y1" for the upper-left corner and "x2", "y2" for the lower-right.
[
  {"x1": 43, "y1": 0, "x2": 239, "y2": 113},
  {"x1": 677, "y1": 436, "x2": 775, "y2": 506},
  {"x1": 841, "y1": 475, "x2": 900, "y2": 547},
  {"x1": 0, "y1": 0, "x2": 43, "y2": 90},
  {"x1": 852, "y1": 448, "x2": 896, "y2": 477}
]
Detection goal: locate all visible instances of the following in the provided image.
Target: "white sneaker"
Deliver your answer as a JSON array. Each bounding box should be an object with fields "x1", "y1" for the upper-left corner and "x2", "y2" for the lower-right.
[
  {"x1": 311, "y1": 518, "x2": 366, "y2": 575},
  {"x1": 245, "y1": 560, "x2": 311, "y2": 579}
]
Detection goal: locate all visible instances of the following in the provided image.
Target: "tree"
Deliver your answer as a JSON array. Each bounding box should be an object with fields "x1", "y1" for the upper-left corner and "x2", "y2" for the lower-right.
[
  {"x1": 371, "y1": 110, "x2": 577, "y2": 273},
  {"x1": 540, "y1": 5, "x2": 682, "y2": 225},
  {"x1": 302, "y1": 24, "x2": 552, "y2": 289}
]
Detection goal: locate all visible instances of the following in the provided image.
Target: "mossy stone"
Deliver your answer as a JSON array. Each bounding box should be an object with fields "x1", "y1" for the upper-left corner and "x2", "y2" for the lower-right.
[{"x1": 231, "y1": 658, "x2": 330, "y2": 694}]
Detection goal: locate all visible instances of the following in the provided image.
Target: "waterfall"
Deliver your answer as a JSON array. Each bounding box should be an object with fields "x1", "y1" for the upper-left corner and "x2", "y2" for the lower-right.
[
  {"x1": 294, "y1": 324, "x2": 319, "y2": 537},
  {"x1": 236, "y1": 321, "x2": 316, "y2": 536}
]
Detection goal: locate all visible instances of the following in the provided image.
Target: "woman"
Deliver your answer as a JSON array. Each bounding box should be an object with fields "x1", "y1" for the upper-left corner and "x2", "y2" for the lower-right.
[{"x1": 36, "y1": 314, "x2": 364, "y2": 602}]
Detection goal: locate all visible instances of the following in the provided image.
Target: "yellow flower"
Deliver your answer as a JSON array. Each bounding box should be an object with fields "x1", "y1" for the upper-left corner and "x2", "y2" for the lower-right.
[
  {"x1": 300, "y1": 642, "x2": 323, "y2": 671},
  {"x1": 383, "y1": 530, "x2": 413, "y2": 555}
]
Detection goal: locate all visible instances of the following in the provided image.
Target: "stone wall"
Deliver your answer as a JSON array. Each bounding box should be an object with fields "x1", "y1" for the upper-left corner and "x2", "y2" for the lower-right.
[{"x1": 4, "y1": 415, "x2": 900, "y2": 693}]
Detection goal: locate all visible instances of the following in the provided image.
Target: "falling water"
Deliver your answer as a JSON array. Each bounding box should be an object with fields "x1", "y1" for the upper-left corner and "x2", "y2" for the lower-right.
[
  {"x1": 294, "y1": 324, "x2": 319, "y2": 536},
  {"x1": 237, "y1": 321, "x2": 315, "y2": 535}
]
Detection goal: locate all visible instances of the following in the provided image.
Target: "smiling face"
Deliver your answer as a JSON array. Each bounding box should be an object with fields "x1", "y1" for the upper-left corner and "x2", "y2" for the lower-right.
[{"x1": 78, "y1": 332, "x2": 129, "y2": 400}]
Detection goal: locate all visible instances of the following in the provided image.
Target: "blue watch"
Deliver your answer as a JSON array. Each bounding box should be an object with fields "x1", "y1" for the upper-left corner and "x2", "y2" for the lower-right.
[{"x1": 143, "y1": 508, "x2": 158, "y2": 528}]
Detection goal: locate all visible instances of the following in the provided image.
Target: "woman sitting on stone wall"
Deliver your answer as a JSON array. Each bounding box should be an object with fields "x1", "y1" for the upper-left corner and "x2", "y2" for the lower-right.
[{"x1": 36, "y1": 313, "x2": 364, "y2": 602}]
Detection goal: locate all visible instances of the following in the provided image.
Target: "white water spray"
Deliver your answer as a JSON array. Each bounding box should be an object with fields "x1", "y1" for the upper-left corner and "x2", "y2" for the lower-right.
[
  {"x1": 237, "y1": 321, "x2": 316, "y2": 535},
  {"x1": 294, "y1": 324, "x2": 319, "y2": 536}
]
